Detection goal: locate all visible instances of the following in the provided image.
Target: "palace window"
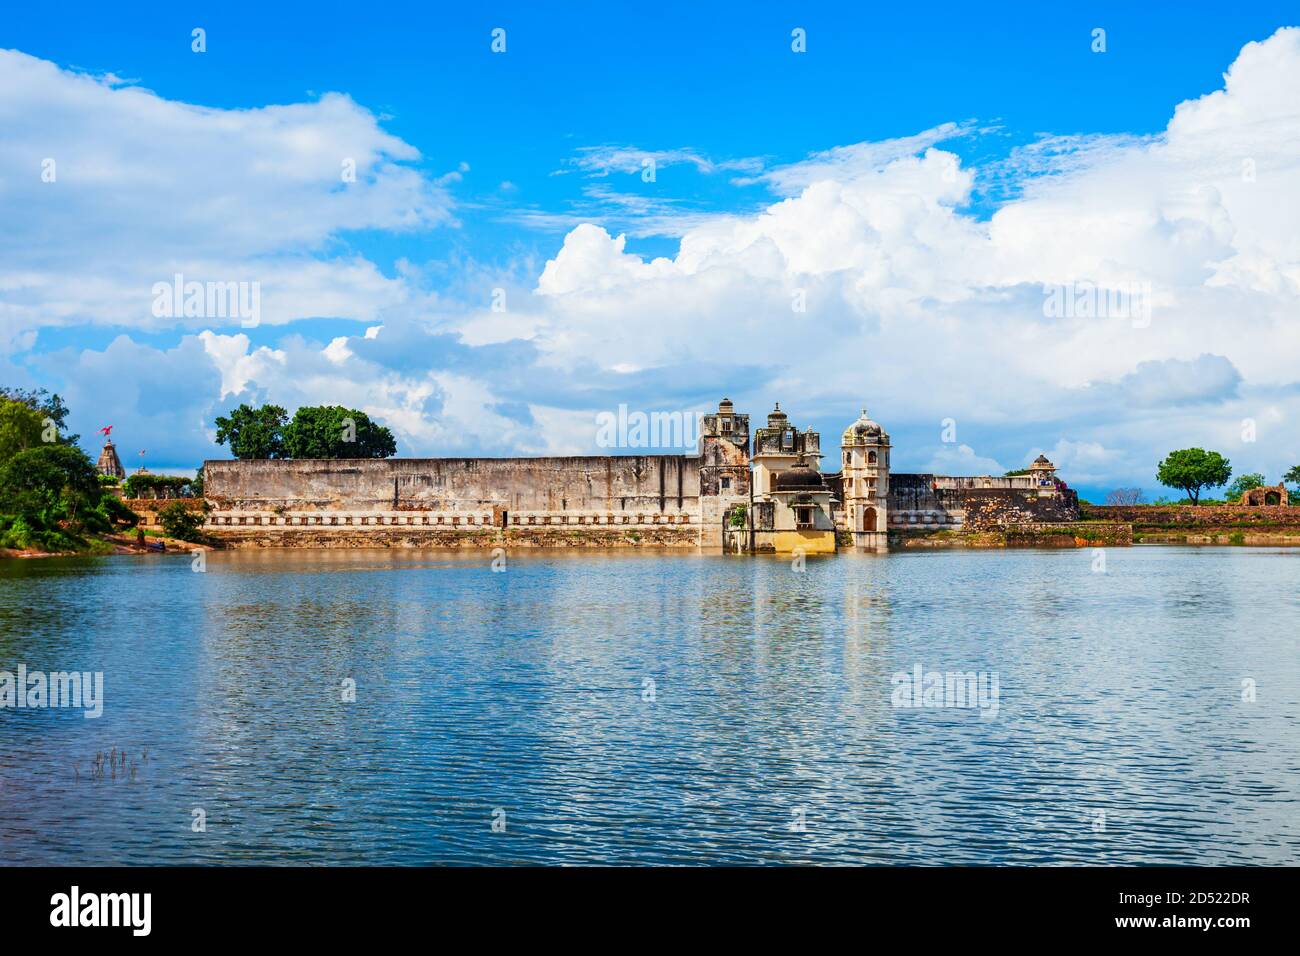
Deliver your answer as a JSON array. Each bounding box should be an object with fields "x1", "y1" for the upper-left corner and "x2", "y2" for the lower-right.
[
  {"x1": 721, "y1": 418, "x2": 733, "y2": 433},
  {"x1": 868, "y1": 451, "x2": 877, "y2": 464},
  {"x1": 795, "y1": 506, "x2": 814, "y2": 529},
  {"x1": 783, "y1": 430, "x2": 794, "y2": 450},
  {"x1": 721, "y1": 477, "x2": 731, "y2": 491}
]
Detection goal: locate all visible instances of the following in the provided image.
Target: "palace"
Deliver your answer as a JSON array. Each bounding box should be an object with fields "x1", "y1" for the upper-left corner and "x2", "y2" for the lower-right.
[{"x1": 200, "y1": 398, "x2": 1079, "y2": 551}]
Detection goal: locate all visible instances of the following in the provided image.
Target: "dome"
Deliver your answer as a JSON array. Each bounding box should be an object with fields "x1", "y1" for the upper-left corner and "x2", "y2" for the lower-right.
[
  {"x1": 772, "y1": 462, "x2": 824, "y2": 491},
  {"x1": 842, "y1": 408, "x2": 883, "y2": 444}
]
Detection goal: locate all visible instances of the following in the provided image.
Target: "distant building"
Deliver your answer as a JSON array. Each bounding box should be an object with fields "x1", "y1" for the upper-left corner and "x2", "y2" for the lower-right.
[
  {"x1": 96, "y1": 439, "x2": 125, "y2": 479},
  {"x1": 202, "y1": 398, "x2": 1079, "y2": 552}
]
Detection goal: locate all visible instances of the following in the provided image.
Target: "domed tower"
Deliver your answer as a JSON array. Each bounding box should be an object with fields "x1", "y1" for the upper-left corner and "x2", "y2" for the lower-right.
[
  {"x1": 841, "y1": 408, "x2": 890, "y2": 548},
  {"x1": 752, "y1": 402, "x2": 822, "y2": 495}
]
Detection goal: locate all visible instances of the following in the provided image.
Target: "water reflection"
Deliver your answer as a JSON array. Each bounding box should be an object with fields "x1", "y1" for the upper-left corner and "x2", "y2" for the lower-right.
[{"x1": 0, "y1": 546, "x2": 1297, "y2": 865}]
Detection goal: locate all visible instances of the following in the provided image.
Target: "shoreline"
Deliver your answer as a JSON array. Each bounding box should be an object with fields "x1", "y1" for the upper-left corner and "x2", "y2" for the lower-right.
[
  {"x1": 0, "y1": 531, "x2": 216, "y2": 561},
  {"x1": 8, "y1": 528, "x2": 1300, "y2": 560}
]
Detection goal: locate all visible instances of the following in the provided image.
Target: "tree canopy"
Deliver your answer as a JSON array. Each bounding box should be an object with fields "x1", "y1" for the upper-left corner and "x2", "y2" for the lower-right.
[
  {"x1": 0, "y1": 389, "x2": 136, "y2": 551},
  {"x1": 0, "y1": 443, "x2": 135, "y2": 551},
  {"x1": 0, "y1": 398, "x2": 46, "y2": 464},
  {"x1": 1225, "y1": 473, "x2": 1266, "y2": 502},
  {"x1": 0, "y1": 386, "x2": 77, "y2": 445},
  {"x1": 214, "y1": 403, "x2": 288, "y2": 459},
  {"x1": 1155, "y1": 448, "x2": 1232, "y2": 505},
  {"x1": 283, "y1": 405, "x2": 397, "y2": 459},
  {"x1": 212, "y1": 403, "x2": 397, "y2": 460}
]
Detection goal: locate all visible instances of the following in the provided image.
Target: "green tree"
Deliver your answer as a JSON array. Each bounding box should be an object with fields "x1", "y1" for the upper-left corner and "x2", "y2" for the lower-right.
[
  {"x1": 282, "y1": 405, "x2": 397, "y2": 459},
  {"x1": 1155, "y1": 448, "x2": 1232, "y2": 505},
  {"x1": 1284, "y1": 465, "x2": 1300, "y2": 491},
  {"x1": 0, "y1": 398, "x2": 46, "y2": 464},
  {"x1": 0, "y1": 386, "x2": 77, "y2": 445},
  {"x1": 214, "y1": 403, "x2": 288, "y2": 459},
  {"x1": 0, "y1": 444, "x2": 109, "y2": 549},
  {"x1": 1225, "y1": 472, "x2": 1266, "y2": 502},
  {"x1": 0, "y1": 444, "x2": 100, "y2": 513},
  {"x1": 157, "y1": 501, "x2": 207, "y2": 543}
]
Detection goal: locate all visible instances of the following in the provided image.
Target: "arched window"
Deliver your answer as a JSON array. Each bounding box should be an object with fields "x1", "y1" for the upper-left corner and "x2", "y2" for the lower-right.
[{"x1": 868, "y1": 451, "x2": 877, "y2": 464}]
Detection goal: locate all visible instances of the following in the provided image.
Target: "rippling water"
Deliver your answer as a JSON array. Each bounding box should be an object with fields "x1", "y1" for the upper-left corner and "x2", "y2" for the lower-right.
[{"x1": 1, "y1": 546, "x2": 1298, "y2": 865}]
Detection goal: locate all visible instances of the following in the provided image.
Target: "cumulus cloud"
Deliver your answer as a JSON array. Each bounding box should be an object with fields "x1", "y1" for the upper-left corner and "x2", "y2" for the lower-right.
[
  {"x1": 9, "y1": 30, "x2": 1300, "y2": 493},
  {"x1": 922, "y1": 444, "x2": 1006, "y2": 477},
  {"x1": 0, "y1": 50, "x2": 452, "y2": 334}
]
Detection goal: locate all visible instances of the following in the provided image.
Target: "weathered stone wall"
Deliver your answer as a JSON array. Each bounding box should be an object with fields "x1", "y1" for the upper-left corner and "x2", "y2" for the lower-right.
[
  {"x1": 209, "y1": 526, "x2": 700, "y2": 549},
  {"x1": 957, "y1": 488, "x2": 1080, "y2": 529},
  {"x1": 887, "y1": 474, "x2": 1079, "y2": 529},
  {"x1": 1081, "y1": 503, "x2": 1300, "y2": 527},
  {"x1": 122, "y1": 497, "x2": 202, "y2": 528},
  {"x1": 205, "y1": 456, "x2": 700, "y2": 514}
]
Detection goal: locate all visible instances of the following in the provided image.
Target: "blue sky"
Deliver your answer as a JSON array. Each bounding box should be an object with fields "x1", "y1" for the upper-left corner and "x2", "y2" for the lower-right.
[{"x1": 2, "y1": 2, "x2": 1299, "y2": 501}]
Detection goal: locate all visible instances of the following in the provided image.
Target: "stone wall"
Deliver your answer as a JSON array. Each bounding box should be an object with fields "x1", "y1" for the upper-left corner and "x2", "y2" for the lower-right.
[
  {"x1": 957, "y1": 488, "x2": 1080, "y2": 529},
  {"x1": 122, "y1": 497, "x2": 202, "y2": 529},
  {"x1": 205, "y1": 455, "x2": 700, "y2": 514},
  {"x1": 887, "y1": 474, "x2": 1079, "y2": 529},
  {"x1": 1080, "y1": 503, "x2": 1300, "y2": 527},
  {"x1": 210, "y1": 526, "x2": 700, "y2": 549}
]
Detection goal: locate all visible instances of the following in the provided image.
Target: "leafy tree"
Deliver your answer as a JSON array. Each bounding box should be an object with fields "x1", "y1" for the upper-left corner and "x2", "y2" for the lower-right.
[
  {"x1": 93, "y1": 495, "x2": 139, "y2": 531},
  {"x1": 0, "y1": 386, "x2": 77, "y2": 445},
  {"x1": 282, "y1": 405, "x2": 397, "y2": 459},
  {"x1": 157, "y1": 501, "x2": 208, "y2": 543},
  {"x1": 1284, "y1": 465, "x2": 1300, "y2": 491},
  {"x1": 0, "y1": 398, "x2": 46, "y2": 464},
  {"x1": 0, "y1": 445, "x2": 110, "y2": 549},
  {"x1": 191, "y1": 466, "x2": 205, "y2": 498},
  {"x1": 0, "y1": 444, "x2": 100, "y2": 514},
  {"x1": 1003, "y1": 468, "x2": 1031, "y2": 477},
  {"x1": 1225, "y1": 472, "x2": 1266, "y2": 503},
  {"x1": 0, "y1": 392, "x2": 136, "y2": 552},
  {"x1": 1155, "y1": 448, "x2": 1231, "y2": 505},
  {"x1": 214, "y1": 403, "x2": 288, "y2": 459},
  {"x1": 123, "y1": 473, "x2": 194, "y2": 499}
]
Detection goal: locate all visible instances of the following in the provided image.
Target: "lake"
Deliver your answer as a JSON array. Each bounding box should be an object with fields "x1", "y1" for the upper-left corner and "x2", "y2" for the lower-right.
[{"x1": 1, "y1": 545, "x2": 1297, "y2": 865}]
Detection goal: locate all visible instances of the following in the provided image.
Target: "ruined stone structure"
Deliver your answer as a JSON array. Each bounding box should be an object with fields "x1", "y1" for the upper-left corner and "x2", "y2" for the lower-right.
[
  {"x1": 1240, "y1": 484, "x2": 1289, "y2": 507},
  {"x1": 203, "y1": 398, "x2": 1079, "y2": 551}
]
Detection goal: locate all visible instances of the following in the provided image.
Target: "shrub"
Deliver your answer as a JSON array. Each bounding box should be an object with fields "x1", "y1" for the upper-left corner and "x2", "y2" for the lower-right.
[
  {"x1": 122, "y1": 473, "x2": 195, "y2": 499},
  {"x1": 157, "y1": 502, "x2": 208, "y2": 543}
]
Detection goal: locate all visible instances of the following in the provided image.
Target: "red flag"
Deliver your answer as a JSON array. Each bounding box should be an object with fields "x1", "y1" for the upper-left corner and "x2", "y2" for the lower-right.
[{"x1": 99, "y1": 425, "x2": 113, "y2": 437}]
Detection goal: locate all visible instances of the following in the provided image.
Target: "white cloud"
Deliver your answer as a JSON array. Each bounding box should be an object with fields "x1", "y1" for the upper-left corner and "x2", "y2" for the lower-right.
[
  {"x1": 12, "y1": 30, "x2": 1300, "y2": 491},
  {"x1": 0, "y1": 50, "x2": 451, "y2": 334},
  {"x1": 923, "y1": 444, "x2": 1006, "y2": 476}
]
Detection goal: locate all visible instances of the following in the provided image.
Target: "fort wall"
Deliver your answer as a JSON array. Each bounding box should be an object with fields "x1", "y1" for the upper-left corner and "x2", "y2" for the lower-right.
[
  {"x1": 887, "y1": 473, "x2": 1079, "y2": 530},
  {"x1": 1080, "y1": 503, "x2": 1300, "y2": 527},
  {"x1": 205, "y1": 456, "x2": 700, "y2": 514}
]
